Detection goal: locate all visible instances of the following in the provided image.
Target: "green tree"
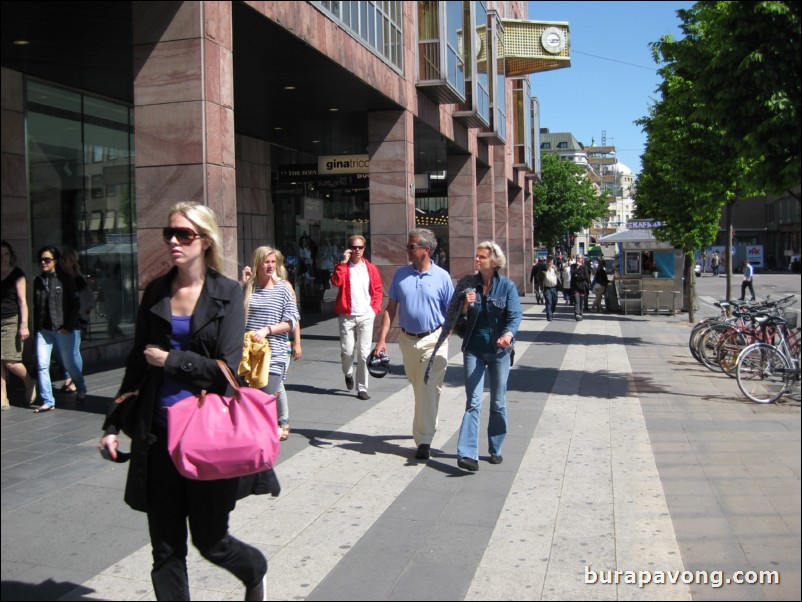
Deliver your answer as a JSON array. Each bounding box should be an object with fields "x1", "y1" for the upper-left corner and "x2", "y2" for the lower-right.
[
  {"x1": 668, "y1": 1, "x2": 801, "y2": 199},
  {"x1": 532, "y1": 153, "x2": 608, "y2": 251},
  {"x1": 637, "y1": 27, "x2": 750, "y2": 320}
]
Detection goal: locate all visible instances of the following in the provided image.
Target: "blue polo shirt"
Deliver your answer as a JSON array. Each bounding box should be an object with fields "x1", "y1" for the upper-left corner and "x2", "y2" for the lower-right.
[{"x1": 389, "y1": 263, "x2": 454, "y2": 333}]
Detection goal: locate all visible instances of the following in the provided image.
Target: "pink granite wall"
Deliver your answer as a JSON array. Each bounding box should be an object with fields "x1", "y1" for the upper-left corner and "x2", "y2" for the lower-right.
[
  {"x1": 508, "y1": 185, "x2": 526, "y2": 292},
  {"x1": 132, "y1": 1, "x2": 237, "y2": 288},
  {"x1": 236, "y1": 135, "x2": 273, "y2": 266},
  {"x1": 0, "y1": 68, "x2": 30, "y2": 272},
  {"x1": 448, "y1": 154, "x2": 478, "y2": 279}
]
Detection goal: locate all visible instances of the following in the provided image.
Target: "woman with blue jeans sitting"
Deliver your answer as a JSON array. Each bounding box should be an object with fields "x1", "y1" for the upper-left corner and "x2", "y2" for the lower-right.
[{"x1": 453, "y1": 241, "x2": 522, "y2": 471}]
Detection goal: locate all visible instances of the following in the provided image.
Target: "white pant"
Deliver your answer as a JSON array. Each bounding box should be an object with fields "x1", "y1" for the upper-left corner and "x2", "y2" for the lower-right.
[
  {"x1": 398, "y1": 329, "x2": 448, "y2": 446},
  {"x1": 338, "y1": 313, "x2": 375, "y2": 393}
]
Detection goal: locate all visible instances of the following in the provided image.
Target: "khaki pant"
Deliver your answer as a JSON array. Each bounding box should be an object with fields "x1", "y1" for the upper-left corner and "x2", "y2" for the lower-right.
[{"x1": 398, "y1": 329, "x2": 448, "y2": 446}]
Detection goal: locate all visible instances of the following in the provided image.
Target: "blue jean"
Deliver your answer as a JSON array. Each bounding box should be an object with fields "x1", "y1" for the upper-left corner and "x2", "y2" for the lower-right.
[
  {"x1": 36, "y1": 329, "x2": 86, "y2": 406},
  {"x1": 457, "y1": 347, "x2": 512, "y2": 461},
  {"x1": 543, "y1": 287, "x2": 558, "y2": 318}
]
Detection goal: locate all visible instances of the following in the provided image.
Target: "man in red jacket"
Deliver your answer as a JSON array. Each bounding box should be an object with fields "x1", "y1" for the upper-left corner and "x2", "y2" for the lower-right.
[{"x1": 331, "y1": 235, "x2": 384, "y2": 400}]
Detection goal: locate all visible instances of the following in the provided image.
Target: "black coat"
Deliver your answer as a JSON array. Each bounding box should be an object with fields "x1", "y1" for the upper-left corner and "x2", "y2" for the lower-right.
[
  {"x1": 103, "y1": 267, "x2": 279, "y2": 512},
  {"x1": 570, "y1": 263, "x2": 591, "y2": 294},
  {"x1": 33, "y1": 270, "x2": 79, "y2": 332}
]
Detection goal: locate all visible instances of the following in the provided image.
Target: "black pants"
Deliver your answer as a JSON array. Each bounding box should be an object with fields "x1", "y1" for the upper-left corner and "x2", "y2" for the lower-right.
[
  {"x1": 740, "y1": 280, "x2": 755, "y2": 300},
  {"x1": 147, "y1": 427, "x2": 267, "y2": 600}
]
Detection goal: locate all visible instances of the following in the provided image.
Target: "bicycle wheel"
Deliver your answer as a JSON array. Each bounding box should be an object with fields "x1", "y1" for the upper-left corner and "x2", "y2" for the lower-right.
[
  {"x1": 697, "y1": 323, "x2": 730, "y2": 371},
  {"x1": 718, "y1": 328, "x2": 750, "y2": 378},
  {"x1": 689, "y1": 319, "x2": 717, "y2": 363},
  {"x1": 736, "y1": 343, "x2": 791, "y2": 404}
]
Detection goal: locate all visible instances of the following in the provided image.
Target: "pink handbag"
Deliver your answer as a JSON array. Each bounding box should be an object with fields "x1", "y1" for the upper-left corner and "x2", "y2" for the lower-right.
[{"x1": 167, "y1": 359, "x2": 280, "y2": 480}]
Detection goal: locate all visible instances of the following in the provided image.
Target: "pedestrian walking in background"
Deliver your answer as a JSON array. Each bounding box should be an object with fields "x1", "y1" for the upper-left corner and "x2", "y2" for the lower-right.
[
  {"x1": 242, "y1": 245, "x2": 300, "y2": 441},
  {"x1": 99, "y1": 202, "x2": 275, "y2": 601},
  {"x1": 536, "y1": 255, "x2": 560, "y2": 321},
  {"x1": 451, "y1": 242, "x2": 521, "y2": 471},
  {"x1": 738, "y1": 258, "x2": 756, "y2": 301},
  {"x1": 591, "y1": 262, "x2": 609, "y2": 312},
  {"x1": 374, "y1": 228, "x2": 454, "y2": 461},
  {"x1": 32, "y1": 245, "x2": 87, "y2": 412},
  {"x1": 331, "y1": 234, "x2": 383, "y2": 400},
  {"x1": 530, "y1": 257, "x2": 545, "y2": 304},
  {"x1": 252, "y1": 249, "x2": 302, "y2": 441},
  {"x1": 570, "y1": 255, "x2": 591, "y2": 321},
  {"x1": 711, "y1": 252, "x2": 720, "y2": 277},
  {"x1": 56, "y1": 249, "x2": 94, "y2": 396},
  {"x1": 1, "y1": 240, "x2": 36, "y2": 409},
  {"x1": 561, "y1": 259, "x2": 573, "y2": 305}
]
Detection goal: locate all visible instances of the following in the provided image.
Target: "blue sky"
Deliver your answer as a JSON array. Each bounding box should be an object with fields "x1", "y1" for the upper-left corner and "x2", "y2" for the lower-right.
[{"x1": 528, "y1": 1, "x2": 695, "y2": 175}]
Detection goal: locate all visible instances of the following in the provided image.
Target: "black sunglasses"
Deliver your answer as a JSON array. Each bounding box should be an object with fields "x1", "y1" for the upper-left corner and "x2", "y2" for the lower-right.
[
  {"x1": 39, "y1": 257, "x2": 54, "y2": 264},
  {"x1": 350, "y1": 245, "x2": 365, "y2": 250},
  {"x1": 163, "y1": 227, "x2": 201, "y2": 246}
]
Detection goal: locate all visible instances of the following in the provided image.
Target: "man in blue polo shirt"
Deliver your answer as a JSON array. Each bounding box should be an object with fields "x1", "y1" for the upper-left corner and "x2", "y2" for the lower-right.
[{"x1": 375, "y1": 228, "x2": 454, "y2": 460}]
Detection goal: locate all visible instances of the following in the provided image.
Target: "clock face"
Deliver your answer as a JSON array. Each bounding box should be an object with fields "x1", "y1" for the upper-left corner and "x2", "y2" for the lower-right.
[{"x1": 541, "y1": 27, "x2": 566, "y2": 54}]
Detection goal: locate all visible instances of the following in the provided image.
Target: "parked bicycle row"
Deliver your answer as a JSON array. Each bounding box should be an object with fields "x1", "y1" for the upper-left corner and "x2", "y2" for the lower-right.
[{"x1": 689, "y1": 295, "x2": 801, "y2": 404}]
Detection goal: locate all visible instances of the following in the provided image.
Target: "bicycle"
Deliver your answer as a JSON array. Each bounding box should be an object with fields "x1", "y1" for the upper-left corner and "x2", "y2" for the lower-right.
[
  {"x1": 736, "y1": 314, "x2": 801, "y2": 404},
  {"x1": 716, "y1": 296, "x2": 798, "y2": 377}
]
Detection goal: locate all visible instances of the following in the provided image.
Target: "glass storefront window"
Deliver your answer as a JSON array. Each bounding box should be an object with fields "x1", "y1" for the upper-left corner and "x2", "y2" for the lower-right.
[
  {"x1": 273, "y1": 172, "x2": 370, "y2": 313},
  {"x1": 26, "y1": 80, "x2": 136, "y2": 342}
]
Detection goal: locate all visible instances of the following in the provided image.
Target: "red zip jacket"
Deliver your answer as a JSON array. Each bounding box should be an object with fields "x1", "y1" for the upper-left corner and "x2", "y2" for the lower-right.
[{"x1": 331, "y1": 259, "x2": 383, "y2": 316}]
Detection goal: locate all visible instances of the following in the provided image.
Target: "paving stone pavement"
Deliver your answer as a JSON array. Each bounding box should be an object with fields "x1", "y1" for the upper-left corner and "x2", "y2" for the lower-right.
[{"x1": 1, "y1": 294, "x2": 799, "y2": 601}]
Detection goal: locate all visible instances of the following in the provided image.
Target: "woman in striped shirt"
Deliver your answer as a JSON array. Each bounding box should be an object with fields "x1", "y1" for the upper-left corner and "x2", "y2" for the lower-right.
[{"x1": 243, "y1": 246, "x2": 300, "y2": 439}]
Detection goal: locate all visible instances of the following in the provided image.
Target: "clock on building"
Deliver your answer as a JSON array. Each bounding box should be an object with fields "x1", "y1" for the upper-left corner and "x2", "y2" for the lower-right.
[{"x1": 541, "y1": 27, "x2": 566, "y2": 54}]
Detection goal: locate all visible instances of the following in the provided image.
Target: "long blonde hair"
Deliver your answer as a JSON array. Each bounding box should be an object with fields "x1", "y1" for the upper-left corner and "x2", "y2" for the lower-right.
[
  {"x1": 167, "y1": 202, "x2": 223, "y2": 273},
  {"x1": 243, "y1": 245, "x2": 276, "y2": 315},
  {"x1": 273, "y1": 249, "x2": 289, "y2": 281}
]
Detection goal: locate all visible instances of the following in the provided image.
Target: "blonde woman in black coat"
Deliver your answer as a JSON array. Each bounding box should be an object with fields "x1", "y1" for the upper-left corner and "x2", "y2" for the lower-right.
[{"x1": 99, "y1": 203, "x2": 273, "y2": 601}]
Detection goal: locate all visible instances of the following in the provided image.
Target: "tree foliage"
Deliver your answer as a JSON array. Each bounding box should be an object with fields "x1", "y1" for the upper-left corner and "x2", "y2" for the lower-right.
[
  {"x1": 648, "y1": 1, "x2": 801, "y2": 200},
  {"x1": 532, "y1": 153, "x2": 608, "y2": 250}
]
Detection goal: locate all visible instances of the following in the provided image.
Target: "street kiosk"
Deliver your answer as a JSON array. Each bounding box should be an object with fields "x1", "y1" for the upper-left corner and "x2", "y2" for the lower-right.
[{"x1": 598, "y1": 223, "x2": 685, "y2": 315}]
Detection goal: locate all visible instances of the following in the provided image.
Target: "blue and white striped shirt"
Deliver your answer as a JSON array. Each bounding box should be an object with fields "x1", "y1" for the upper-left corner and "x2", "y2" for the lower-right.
[{"x1": 245, "y1": 281, "x2": 299, "y2": 375}]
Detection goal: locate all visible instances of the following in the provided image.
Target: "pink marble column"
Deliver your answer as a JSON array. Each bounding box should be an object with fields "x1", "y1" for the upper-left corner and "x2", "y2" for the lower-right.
[
  {"x1": 447, "y1": 154, "x2": 477, "y2": 279},
  {"x1": 524, "y1": 182, "x2": 534, "y2": 292},
  {"x1": 132, "y1": 1, "x2": 236, "y2": 287},
  {"x1": 368, "y1": 110, "x2": 416, "y2": 283},
  {"x1": 507, "y1": 185, "x2": 525, "y2": 293},
  {"x1": 492, "y1": 146, "x2": 509, "y2": 272},
  {"x1": 476, "y1": 164, "x2": 495, "y2": 243},
  {"x1": 368, "y1": 110, "x2": 415, "y2": 341},
  {"x1": 0, "y1": 67, "x2": 31, "y2": 271}
]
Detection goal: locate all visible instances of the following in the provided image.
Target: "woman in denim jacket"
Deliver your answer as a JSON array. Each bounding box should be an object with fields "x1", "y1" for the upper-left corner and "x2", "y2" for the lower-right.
[{"x1": 453, "y1": 241, "x2": 522, "y2": 471}]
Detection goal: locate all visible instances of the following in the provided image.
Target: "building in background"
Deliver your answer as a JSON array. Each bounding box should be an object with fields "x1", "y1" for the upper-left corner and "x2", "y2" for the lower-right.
[{"x1": 1, "y1": 1, "x2": 571, "y2": 363}]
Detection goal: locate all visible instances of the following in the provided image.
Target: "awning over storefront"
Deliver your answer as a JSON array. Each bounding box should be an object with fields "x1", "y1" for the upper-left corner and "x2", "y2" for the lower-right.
[{"x1": 598, "y1": 229, "x2": 659, "y2": 244}]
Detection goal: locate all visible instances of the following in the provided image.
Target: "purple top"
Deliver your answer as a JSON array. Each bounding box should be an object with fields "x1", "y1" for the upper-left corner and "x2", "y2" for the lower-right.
[{"x1": 154, "y1": 315, "x2": 201, "y2": 427}]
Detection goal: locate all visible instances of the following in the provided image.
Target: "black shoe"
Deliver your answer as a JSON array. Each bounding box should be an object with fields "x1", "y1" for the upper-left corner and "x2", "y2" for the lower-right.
[
  {"x1": 345, "y1": 374, "x2": 354, "y2": 390},
  {"x1": 356, "y1": 391, "x2": 371, "y2": 400},
  {"x1": 489, "y1": 455, "x2": 503, "y2": 465},
  {"x1": 457, "y1": 457, "x2": 479, "y2": 471},
  {"x1": 547, "y1": 316, "x2": 553, "y2": 321},
  {"x1": 415, "y1": 444, "x2": 431, "y2": 460},
  {"x1": 245, "y1": 575, "x2": 266, "y2": 601}
]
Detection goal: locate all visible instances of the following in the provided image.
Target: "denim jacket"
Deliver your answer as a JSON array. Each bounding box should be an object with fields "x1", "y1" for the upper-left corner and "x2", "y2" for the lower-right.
[{"x1": 459, "y1": 272, "x2": 522, "y2": 353}]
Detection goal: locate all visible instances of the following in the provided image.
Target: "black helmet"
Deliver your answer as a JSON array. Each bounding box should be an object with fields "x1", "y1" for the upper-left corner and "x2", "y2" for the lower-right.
[{"x1": 367, "y1": 350, "x2": 391, "y2": 378}]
